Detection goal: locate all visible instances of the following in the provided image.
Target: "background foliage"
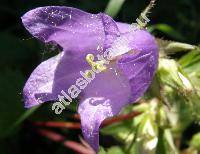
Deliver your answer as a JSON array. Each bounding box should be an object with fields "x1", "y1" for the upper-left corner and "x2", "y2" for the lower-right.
[{"x1": 0, "y1": 0, "x2": 200, "y2": 153}]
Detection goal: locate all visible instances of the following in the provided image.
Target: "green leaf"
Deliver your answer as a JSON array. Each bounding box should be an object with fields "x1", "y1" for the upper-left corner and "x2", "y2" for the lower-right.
[
  {"x1": 156, "y1": 38, "x2": 196, "y2": 55},
  {"x1": 190, "y1": 132, "x2": 200, "y2": 151},
  {"x1": 179, "y1": 50, "x2": 200, "y2": 72},
  {"x1": 156, "y1": 129, "x2": 166, "y2": 154},
  {"x1": 157, "y1": 59, "x2": 183, "y2": 89},
  {"x1": 0, "y1": 70, "x2": 39, "y2": 137},
  {"x1": 101, "y1": 119, "x2": 135, "y2": 143},
  {"x1": 107, "y1": 146, "x2": 124, "y2": 154},
  {"x1": 158, "y1": 57, "x2": 200, "y2": 122},
  {"x1": 137, "y1": 114, "x2": 158, "y2": 151},
  {"x1": 178, "y1": 50, "x2": 200, "y2": 108},
  {"x1": 101, "y1": 106, "x2": 146, "y2": 143},
  {"x1": 156, "y1": 129, "x2": 178, "y2": 154},
  {"x1": 164, "y1": 129, "x2": 178, "y2": 154},
  {"x1": 148, "y1": 24, "x2": 185, "y2": 40},
  {"x1": 99, "y1": 146, "x2": 107, "y2": 154},
  {"x1": 105, "y1": 0, "x2": 125, "y2": 17},
  {"x1": 9, "y1": 106, "x2": 39, "y2": 132},
  {"x1": 158, "y1": 58, "x2": 195, "y2": 93}
]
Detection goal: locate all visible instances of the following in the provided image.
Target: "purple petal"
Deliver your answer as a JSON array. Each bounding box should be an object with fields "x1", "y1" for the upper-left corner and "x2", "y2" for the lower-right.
[
  {"x1": 23, "y1": 53, "x2": 63, "y2": 108},
  {"x1": 116, "y1": 22, "x2": 130, "y2": 33},
  {"x1": 78, "y1": 29, "x2": 158, "y2": 152},
  {"x1": 21, "y1": 6, "x2": 119, "y2": 55},
  {"x1": 117, "y1": 29, "x2": 158, "y2": 102},
  {"x1": 23, "y1": 53, "x2": 90, "y2": 108},
  {"x1": 22, "y1": 6, "x2": 121, "y2": 108},
  {"x1": 78, "y1": 64, "x2": 131, "y2": 152}
]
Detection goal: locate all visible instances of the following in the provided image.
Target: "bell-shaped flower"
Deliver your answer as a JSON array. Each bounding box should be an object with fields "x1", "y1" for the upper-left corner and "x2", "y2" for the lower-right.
[{"x1": 21, "y1": 6, "x2": 158, "y2": 152}]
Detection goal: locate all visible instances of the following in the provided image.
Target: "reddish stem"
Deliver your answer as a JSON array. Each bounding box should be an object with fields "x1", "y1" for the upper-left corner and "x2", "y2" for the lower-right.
[
  {"x1": 39, "y1": 129, "x2": 95, "y2": 154},
  {"x1": 35, "y1": 111, "x2": 141, "y2": 129},
  {"x1": 35, "y1": 121, "x2": 81, "y2": 129},
  {"x1": 102, "y1": 111, "x2": 141, "y2": 127}
]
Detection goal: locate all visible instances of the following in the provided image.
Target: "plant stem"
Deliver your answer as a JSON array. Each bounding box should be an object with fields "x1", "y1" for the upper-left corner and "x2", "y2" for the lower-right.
[
  {"x1": 35, "y1": 111, "x2": 141, "y2": 129},
  {"x1": 38, "y1": 129, "x2": 95, "y2": 154}
]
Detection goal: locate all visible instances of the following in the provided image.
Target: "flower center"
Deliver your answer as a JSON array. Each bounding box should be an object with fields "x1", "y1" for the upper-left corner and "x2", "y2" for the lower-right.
[{"x1": 85, "y1": 54, "x2": 107, "y2": 76}]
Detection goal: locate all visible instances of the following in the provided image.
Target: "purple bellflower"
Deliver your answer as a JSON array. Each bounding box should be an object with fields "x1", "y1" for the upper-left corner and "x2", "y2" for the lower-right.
[{"x1": 21, "y1": 6, "x2": 158, "y2": 153}]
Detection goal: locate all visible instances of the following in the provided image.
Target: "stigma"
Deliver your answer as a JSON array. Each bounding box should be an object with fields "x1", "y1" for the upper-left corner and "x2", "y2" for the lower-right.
[{"x1": 86, "y1": 54, "x2": 107, "y2": 72}]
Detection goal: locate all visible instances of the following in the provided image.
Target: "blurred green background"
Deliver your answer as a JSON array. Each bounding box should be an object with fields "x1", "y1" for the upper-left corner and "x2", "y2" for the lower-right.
[{"x1": 0, "y1": 0, "x2": 200, "y2": 153}]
